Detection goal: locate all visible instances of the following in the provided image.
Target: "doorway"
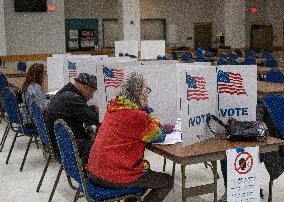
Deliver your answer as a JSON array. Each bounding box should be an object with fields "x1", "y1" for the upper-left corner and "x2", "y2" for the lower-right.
[
  {"x1": 194, "y1": 23, "x2": 212, "y2": 51},
  {"x1": 251, "y1": 25, "x2": 273, "y2": 50}
]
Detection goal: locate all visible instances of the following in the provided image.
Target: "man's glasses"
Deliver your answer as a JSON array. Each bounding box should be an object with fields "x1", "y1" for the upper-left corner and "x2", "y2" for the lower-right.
[{"x1": 146, "y1": 87, "x2": 151, "y2": 94}]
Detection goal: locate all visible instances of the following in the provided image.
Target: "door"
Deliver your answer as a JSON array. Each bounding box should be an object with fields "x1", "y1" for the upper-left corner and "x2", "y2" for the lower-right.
[
  {"x1": 251, "y1": 25, "x2": 273, "y2": 50},
  {"x1": 194, "y1": 23, "x2": 212, "y2": 51},
  {"x1": 102, "y1": 19, "x2": 119, "y2": 48}
]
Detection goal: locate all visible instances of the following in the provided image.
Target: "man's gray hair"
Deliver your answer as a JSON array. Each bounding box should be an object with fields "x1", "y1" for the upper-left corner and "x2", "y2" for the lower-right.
[{"x1": 121, "y1": 72, "x2": 146, "y2": 107}]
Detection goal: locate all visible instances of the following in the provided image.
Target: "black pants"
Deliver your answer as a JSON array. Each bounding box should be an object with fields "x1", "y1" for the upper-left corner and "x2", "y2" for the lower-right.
[
  {"x1": 88, "y1": 170, "x2": 174, "y2": 202},
  {"x1": 76, "y1": 138, "x2": 92, "y2": 165}
]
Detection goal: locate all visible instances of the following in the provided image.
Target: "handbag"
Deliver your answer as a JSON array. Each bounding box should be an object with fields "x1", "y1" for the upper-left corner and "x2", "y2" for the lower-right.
[{"x1": 206, "y1": 115, "x2": 269, "y2": 141}]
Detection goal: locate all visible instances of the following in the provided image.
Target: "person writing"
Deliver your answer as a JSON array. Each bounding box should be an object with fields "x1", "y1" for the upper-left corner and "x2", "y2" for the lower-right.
[
  {"x1": 46, "y1": 73, "x2": 99, "y2": 164},
  {"x1": 87, "y1": 72, "x2": 174, "y2": 202}
]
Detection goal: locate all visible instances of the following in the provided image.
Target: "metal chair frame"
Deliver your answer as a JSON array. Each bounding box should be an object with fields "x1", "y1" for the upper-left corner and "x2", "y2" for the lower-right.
[{"x1": 54, "y1": 119, "x2": 142, "y2": 202}]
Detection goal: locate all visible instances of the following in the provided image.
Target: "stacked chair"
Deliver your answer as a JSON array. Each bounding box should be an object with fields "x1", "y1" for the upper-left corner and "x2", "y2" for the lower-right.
[
  {"x1": 181, "y1": 51, "x2": 193, "y2": 63},
  {"x1": 195, "y1": 48, "x2": 205, "y2": 62},
  {"x1": 266, "y1": 69, "x2": 284, "y2": 83}
]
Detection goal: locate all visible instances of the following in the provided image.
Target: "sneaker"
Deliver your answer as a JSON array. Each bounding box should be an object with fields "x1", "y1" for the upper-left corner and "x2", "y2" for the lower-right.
[{"x1": 219, "y1": 190, "x2": 227, "y2": 202}]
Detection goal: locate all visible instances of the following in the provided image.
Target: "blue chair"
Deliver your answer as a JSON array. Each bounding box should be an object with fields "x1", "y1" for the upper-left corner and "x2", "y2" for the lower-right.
[
  {"x1": 235, "y1": 49, "x2": 242, "y2": 57},
  {"x1": 262, "y1": 51, "x2": 271, "y2": 60},
  {"x1": 244, "y1": 57, "x2": 256, "y2": 65},
  {"x1": 219, "y1": 52, "x2": 226, "y2": 59},
  {"x1": 17, "y1": 61, "x2": 27, "y2": 72},
  {"x1": 195, "y1": 48, "x2": 205, "y2": 62},
  {"x1": 231, "y1": 59, "x2": 241, "y2": 65},
  {"x1": 246, "y1": 50, "x2": 255, "y2": 58},
  {"x1": 172, "y1": 51, "x2": 178, "y2": 60},
  {"x1": 265, "y1": 57, "x2": 278, "y2": 68},
  {"x1": 0, "y1": 87, "x2": 36, "y2": 171},
  {"x1": 118, "y1": 53, "x2": 124, "y2": 57},
  {"x1": 124, "y1": 53, "x2": 129, "y2": 57},
  {"x1": 181, "y1": 52, "x2": 193, "y2": 63},
  {"x1": 217, "y1": 58, "x2": 228, "y2": 65},
  {"x1": 162, "y1": 56, "x2": 167, "y2": 60},
  {"x1": 266, "y1": 69, "x2": 284, "y2": 83},
  {"x1": 30, "y1": 101, "x2": 76, "y2": 201},
  {"x1": 263, "y1": 95, "x2": 284, "y2": 201},
  {"x1": 228, "y1": 51, "x2": 238, "y2": 60},
  {"x1": 53, "y1": 119, "x2": 144, "y2": 202}
]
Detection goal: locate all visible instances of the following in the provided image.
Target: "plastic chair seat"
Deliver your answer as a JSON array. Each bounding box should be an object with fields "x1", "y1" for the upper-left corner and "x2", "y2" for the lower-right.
[
  {"x1": 85, "y1": 178, "x2": 143, "y2": 201},
  {"x1": 17, "y1": 125, "x2": 35, "y2": 135}
]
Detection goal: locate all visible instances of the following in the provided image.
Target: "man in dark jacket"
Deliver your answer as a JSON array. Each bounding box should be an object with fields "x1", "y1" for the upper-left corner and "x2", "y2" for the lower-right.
[{"x1": 46, "y1": 73, "x2": 99, "y2": 164}]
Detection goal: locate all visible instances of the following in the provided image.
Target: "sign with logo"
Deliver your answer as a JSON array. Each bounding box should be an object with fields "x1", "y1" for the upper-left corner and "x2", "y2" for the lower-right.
[{"x1": 227, "y1": 146, "x2": 260, "y2": 202}]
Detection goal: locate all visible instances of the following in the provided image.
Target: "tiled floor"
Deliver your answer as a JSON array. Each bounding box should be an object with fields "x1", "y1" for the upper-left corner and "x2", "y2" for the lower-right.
[{"x1": 0, "y1": 122, "x2": 284, "y2": 202}]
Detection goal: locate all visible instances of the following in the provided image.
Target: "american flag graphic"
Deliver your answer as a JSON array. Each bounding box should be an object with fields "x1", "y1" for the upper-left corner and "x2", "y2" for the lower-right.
[
  {"x1": 103, "y1": 66, "x2": 124, "y2": 88},
  {"x1": 217, "y1": 70, "x2": 247, "y2": 95},
  {"x1": 67, "y1": 61, "x2": 77, "y2": 77},
  {"x1": 186, "y1": 75, "x2": 209, "y2": 101}
]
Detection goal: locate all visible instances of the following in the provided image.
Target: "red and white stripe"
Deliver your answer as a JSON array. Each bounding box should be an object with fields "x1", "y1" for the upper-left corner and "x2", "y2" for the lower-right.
[
  {"x1": 188, "y1": 76, "x2": 209, "y2": 101},
  {"x1": 105, "y1": 68, "x2": 124, "y2": 88},
  {"x1": 218, "y1": 72, "x2": 247, "y2": 95}
]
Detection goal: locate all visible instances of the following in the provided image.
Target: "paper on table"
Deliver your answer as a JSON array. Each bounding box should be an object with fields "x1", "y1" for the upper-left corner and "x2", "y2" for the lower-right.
[
  {"x1": 154, "y1": 131, "x2": 182, "y2": 145},
  {"x1": 46, "y1": 90, "x2": 59, "y2": 96}
]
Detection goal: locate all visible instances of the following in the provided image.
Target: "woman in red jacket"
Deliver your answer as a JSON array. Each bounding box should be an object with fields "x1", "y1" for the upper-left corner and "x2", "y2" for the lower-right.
[{"x1": 87, "y1": 72, "x2": 174, "y2": 202}]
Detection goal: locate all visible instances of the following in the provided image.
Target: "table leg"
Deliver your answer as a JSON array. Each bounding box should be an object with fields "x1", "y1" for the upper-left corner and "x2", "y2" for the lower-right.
[
  {"x1": 172, "y1": 161, "x2": 176, "y2": 176},
  {"x1": 181, "y1": 164, "x2": 186, "y2": 202},
  {"x1": 163, "y1": 157, "x2": 166, "y2": 172},
  {"x1": 211, "y1": 161, "x2": 218, "y2": 202}
]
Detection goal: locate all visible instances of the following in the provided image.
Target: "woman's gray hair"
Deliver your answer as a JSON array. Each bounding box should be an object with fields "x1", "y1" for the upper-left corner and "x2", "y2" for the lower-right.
[{"x1": 121, "y1": 72, "x2": 146, "y2": 107}]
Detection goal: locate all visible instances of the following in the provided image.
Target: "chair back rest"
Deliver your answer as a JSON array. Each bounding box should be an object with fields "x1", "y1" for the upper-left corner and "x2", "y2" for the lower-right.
[
  {"x1": 118, "y1": 53, "x2": 124, "y2": 57},
  {"x1": 235, "y1": 49, "x2": 242, "y2": 57},
  {"x1": 157, "y1": 55, "x2": 162, "y2": 60},
  {"x1": 228, "y1": 51, "x2": 238, "y2": 60},
  {"x1": 124, "y1": 53, "x2": 129, "y2": 57},
  {"x1": 244, "y1": 57, "x2": 256, "y2": 65},
  {"x1": 17, "y1": 61, "x2": 27, "y2": 72},
  {"x1": 0, "y1": 87, "x2": 21, "y2": 124},
  {"x1": 262, "y1": 51, "x2": 271, "y2": 60},
  {"x1": 172, "y1": 51, "x2": 178, "y2": 60},
  {"x1": 246, "y1": 50, "x2": 255, "y2": 58},
  {"x1": 266, "y1": 69, "x2": 284, "y2": 83},
  {"x1": 219, "y1": 52, "x2": 226, "y2": 59},
  {"x1": 217, "y1": 58, "x2": 228, "y2": 65},
  {"x1": 181, "y1": 52, "x2": 192, "y2": 62},
  {"x1": 263, "y1": 95, "x2": 284, "y2": 139},
  {"x1": 0, "y1": 73, "x2": 9, "y2": 90},
  {"x1": 231, "y1": 59, "x2": 241, "y2": 65},
  {"x1": 30, "y1": 101, "x2": 50, "y2": 147},
  {"x1": 54, "y1": 119, "x2": 86, "y2": 192},
  {"x1": 195, "y1": 48, "x2": 204, "y2": 62},
  {"x1": 265, "y1": 57, "x2": 278, "y2": 68}
]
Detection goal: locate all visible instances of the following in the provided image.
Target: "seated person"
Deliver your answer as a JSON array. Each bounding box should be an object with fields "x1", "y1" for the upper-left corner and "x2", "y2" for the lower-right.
[
  {"x1": 86, "y1": 72, "x2": 174, "y2": 202},
  {"x1": 22, "y1": 63, "x2": 49, "y2": 124},
  {"x1": 46, "y1": 73, "x2": 99, "y2": 164}
]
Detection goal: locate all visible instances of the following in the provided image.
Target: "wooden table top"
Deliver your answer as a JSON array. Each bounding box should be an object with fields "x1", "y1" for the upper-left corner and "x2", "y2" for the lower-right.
[
  {"x1": 257, "y1": 81, "x2": 284, "y2": 94},
  {"x1": 147, "y1": 137, "x2": 284, "y2": 165},
  {"x1": 0, "y1": 67, "x2": 26, "y2": 77}
]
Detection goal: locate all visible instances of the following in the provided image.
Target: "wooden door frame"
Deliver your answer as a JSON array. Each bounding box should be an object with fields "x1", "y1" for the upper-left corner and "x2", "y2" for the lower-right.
[
  {"x1": 193, "y1": 22, "x2": 212, "y2": 50},
  {"x1": 102, "y1": 18, "x2": 118, "y2": 48}
]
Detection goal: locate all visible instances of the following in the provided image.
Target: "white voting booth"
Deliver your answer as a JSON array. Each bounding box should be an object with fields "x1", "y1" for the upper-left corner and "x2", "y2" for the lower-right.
[
  {"x1": 97, "y1": 61, "x2": 177, "y2": 124},
  {"x1": 177, "y1": 64, "x2": 218, "y2": 145},
  {"x1": 217, "y1": 65, "x2": 257, "y2": 123},
  {"x1": 115, "y1": 41, "x2": 139, "y2": 57},
  {"x1": 140, "y1": 40, "x2": 166, "y2": 60}
]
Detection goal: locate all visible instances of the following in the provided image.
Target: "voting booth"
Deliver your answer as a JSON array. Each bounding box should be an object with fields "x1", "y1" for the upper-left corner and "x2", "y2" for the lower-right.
[
  {"x1": 217, "y1": 65, "x2": 257, "y2": 123},
  {"x1": 97, "y1": 62, "x2": 177, "y2": 124},
  {"x1": 177, "y1": 65, "x2": 218, "y2": 145}
]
